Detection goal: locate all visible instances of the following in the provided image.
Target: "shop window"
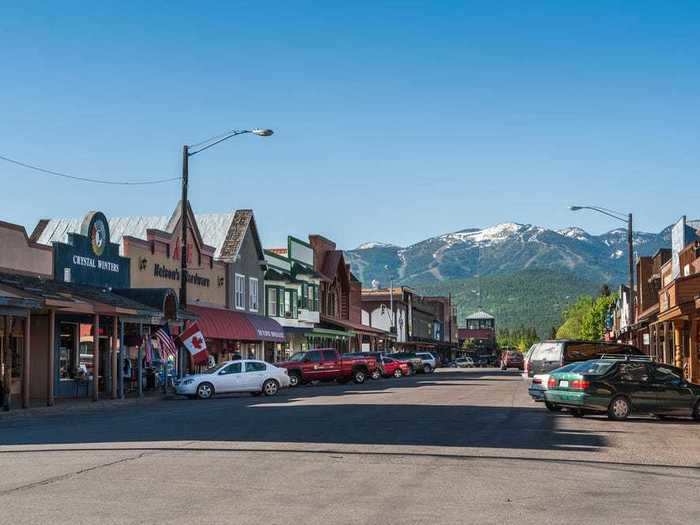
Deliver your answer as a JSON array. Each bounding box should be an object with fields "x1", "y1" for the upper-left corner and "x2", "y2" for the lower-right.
[
  {"x1": 235, "y1": 274, "x2": 246, "y2": 310},
  {"x1": 59, "y1": 323, "x2": 78, "y2": 380},
  {"x1": 249, "y1": 277, "x2": 259, "y2": 312}
]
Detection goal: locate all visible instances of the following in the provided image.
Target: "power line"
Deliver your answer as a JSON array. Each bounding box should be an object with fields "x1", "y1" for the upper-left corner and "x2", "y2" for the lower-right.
[{"x1": 0, "y1": 154, "x2": 181, "y2": 186}]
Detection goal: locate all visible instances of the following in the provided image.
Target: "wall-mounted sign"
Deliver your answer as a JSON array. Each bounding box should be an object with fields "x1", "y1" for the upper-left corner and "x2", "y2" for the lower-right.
[
  {"x1": 671, "y1": 216, "x2": 686, "y2": 281},
  {"x1": 53, "y1": 211, "x2": 130, "y2": 288}
]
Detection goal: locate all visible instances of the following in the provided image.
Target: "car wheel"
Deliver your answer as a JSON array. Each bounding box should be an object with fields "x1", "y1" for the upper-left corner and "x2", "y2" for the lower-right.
[
  {"x1": 196, "y1": 382, "x2": 214, "y2": 400},
  {"x1": 608, "y1": 396, "x2": 631, "y2": 421},
  {"x1": 353, "y1": 369, "x2": 366, "y2": 384},
  {"x1": 544, "y1": 401, "x2": 561, "y2": 412},
  {"x1": 423, "y1": 364, "x2": 433, "y2": 374},
  {"x1": 262, "y1": 379, "x2": 279, "y2": 397},
  {"x1": 693, "y1": 401, "x2": 700, "y2": 422},
  {"x1": 288, "y1": 372, "x2": 301, "y2": 387},
  {"x1": 371, "y1": 369, "x2": 381, "y2": 381},
  {"x1": 393, "y1": 368, "x2": 403, "y2": 378}
]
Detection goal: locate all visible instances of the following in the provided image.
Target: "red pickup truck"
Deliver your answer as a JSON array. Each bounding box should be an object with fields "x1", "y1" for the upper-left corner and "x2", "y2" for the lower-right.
[{"x1": 275, "y1": 349, "x2": 378, "y2": 387}]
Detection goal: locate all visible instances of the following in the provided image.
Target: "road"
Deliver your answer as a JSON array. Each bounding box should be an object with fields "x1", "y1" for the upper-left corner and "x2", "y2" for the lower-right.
[{"x1": 0, "y1": 368, "x2": 699, "y2": 524}]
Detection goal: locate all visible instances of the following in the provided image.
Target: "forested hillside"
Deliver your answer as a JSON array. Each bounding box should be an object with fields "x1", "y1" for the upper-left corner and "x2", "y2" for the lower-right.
[{"x1": 414, "y1": 269, "x2": 601, "y2": 338}]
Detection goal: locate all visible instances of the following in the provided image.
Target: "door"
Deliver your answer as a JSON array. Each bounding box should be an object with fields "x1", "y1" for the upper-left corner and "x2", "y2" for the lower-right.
[
  {"x1": 651, "y1": 365, "x2": 695, "y2": 415},
  {"x1": 616, "y1": 362, "x2": 656, "y2": 413},
  {"x1": 213, "y1": 362, "x2": 243, "y2": 393},
  {"x1": 320, "y1": 350, "x2": 340, "y2": 379},
  {"x1": 243, "y1": 361, "x2": 268, "y2": 391},
  {"x1": 303, "y1": 351, "x2": 323, "y2": 380}
]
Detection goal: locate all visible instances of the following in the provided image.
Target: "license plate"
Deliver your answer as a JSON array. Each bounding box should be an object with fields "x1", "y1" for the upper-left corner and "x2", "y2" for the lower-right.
[{"x1": 559, "y1": 380, "x2": 569, "y2": 388}]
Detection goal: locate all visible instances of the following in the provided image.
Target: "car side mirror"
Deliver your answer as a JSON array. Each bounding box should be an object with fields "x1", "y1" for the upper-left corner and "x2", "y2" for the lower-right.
[{"x1": 303, "y1": 357, "x2": 311, "y2": 363}]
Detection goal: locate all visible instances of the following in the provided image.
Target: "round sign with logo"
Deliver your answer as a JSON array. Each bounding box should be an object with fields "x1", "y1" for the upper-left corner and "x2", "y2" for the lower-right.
[
  {"x1": 91, "y1": 219, "x2": 107, "y2": 257},
  {"x1": 80, "y1": 211, "x2": 111, "y2": 258}
]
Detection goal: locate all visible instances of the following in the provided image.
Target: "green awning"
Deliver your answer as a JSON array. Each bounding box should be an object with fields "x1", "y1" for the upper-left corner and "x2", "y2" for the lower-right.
[{"x1": 307, "y1": 327, "x2": 353, "y2": 339}]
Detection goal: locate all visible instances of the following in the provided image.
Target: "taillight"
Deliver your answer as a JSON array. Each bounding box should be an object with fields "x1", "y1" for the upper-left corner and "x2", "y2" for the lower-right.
[
  {"x1": 533, "y1": 378, "x2": 542, "y2": 384},
  {"x1": 570, "y1": 379, "x2": 590, "y2": 390},
  {"x1": 547, "y1": 377, "x2": 557, "y2": 389}
]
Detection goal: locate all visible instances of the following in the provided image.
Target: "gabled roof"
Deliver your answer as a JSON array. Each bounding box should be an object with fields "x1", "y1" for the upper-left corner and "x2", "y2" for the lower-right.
[
  {"x1": 321, "y1": 250, "x2": 345, "y2": 280},
  {"x1": 198, "y1": 210, "x2": 264, "y2": 260}
]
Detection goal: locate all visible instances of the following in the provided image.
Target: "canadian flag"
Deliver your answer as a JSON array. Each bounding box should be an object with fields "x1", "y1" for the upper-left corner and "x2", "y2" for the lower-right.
[{"x1": 180, "y1": 322, "x2": 209, "y2": 366}]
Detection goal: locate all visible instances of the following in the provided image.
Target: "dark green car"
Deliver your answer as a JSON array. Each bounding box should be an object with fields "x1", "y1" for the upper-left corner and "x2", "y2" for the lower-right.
[{"x1": 543, "y1": 357, "x2": 700, "y2": 420}]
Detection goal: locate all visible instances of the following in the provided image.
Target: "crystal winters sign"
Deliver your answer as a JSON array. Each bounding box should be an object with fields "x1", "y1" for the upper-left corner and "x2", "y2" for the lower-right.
[{"x1": 53, "y1": 211, "x2": 130, "y2": 288}]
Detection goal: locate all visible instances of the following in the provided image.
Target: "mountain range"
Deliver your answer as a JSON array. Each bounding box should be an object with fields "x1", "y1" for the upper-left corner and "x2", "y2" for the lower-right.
[
  {"x1": 347, "y1": 222, "x2": 678, "y2": 287},
  {"x1": 346, "y1": 222, "x2": 685, "y2": 336}
]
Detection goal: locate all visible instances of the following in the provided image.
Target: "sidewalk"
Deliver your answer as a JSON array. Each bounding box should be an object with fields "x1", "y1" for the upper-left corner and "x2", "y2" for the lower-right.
[{"x1": 0, "y1": 390, "x2": 176, "y2": 420}]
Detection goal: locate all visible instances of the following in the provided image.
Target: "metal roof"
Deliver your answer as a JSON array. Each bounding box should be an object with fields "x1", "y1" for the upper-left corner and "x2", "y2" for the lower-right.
[
  {"x1": 33, "y1": 209, "x2": 247, "y2": 259},
  {"x1": 465, "y1": 310, "x2": 495, "y2": 320}
]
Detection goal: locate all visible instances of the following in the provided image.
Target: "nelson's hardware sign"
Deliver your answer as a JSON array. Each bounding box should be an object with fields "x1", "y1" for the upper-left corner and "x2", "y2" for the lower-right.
[
  {"x1": 53, "y1": 211, "x2": 130, "y2": 288},
  {"x1": 153, "y1": 263, "x2": 211, "y2": 287}
]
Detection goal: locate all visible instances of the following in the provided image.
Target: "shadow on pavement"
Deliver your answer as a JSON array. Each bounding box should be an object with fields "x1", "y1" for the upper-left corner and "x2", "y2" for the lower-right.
[{"x1": 0, "y1": 371, "x2": 609, "y2": 453}]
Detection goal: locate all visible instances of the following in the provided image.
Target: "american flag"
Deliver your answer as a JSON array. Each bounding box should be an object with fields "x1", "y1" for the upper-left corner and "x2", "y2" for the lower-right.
[{"x1": 154, "y1": 324, "x2": 178, "y2": 358}]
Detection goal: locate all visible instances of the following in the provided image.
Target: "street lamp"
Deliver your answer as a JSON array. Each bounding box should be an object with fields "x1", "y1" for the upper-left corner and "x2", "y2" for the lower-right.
[
  {"x1": 180, "y1": 128, "x2": 273, "y2": 309},
  {"x1": 570, "y1": 205, "x2": 634, "y2": 337}
]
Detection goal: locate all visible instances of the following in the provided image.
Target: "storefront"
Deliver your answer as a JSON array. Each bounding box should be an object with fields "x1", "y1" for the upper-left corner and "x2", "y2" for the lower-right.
[{"x1": 188, "y1": 304, "x2": 284, "y2": 364}]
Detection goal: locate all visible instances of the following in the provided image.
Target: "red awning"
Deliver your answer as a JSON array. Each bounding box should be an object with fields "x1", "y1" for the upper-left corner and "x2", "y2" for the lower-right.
[
  {"x1": 188, "y1": 305, "x2": 285, "y2": 342},
  {"x1": 188, "y1": 305, "x2": 258, "y2": 341}
]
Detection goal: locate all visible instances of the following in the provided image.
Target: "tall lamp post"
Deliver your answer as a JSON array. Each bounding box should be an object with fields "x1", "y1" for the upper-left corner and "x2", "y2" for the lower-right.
[
  {"x1": 180, "y1": 128, "x2": 273, "y2": 309},
  {"x1": 570, "y1": 206, "x2": 634, "y2": 338},
  {"x1": 178, "y1": 128, "x2": 273, "y2": 377}
]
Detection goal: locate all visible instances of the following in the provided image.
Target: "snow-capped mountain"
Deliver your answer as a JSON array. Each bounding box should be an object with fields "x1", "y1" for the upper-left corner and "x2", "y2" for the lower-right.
[
  {"x1": 346, "y1": 222, "x2": 676, "y2": 286},
  {"x1": 354, "y1": 241, "x2": 398, "y2": 250}
]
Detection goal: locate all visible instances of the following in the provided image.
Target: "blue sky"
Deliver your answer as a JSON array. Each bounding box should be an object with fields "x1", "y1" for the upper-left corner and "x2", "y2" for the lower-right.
[{"x1": 1, "y1": 2, "x2": 699, "y2": 249}]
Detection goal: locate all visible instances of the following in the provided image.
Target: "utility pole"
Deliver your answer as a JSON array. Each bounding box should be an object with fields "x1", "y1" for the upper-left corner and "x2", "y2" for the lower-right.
[
  {"x1": 179, "y1": 145, "x2": 189, "y2": 379},
  {"x1": 627, "y1": 213, "x2": 635, "y2": 342},
  {"x1": 389, "y1": 278, "x2": 394, "y2": 329},
  {"x1": 180, "y1": 145, "x2": 189, "y2": 309}
]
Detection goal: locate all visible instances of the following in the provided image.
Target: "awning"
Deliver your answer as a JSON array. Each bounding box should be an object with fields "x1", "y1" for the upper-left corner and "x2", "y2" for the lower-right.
[
  {"x1": 246, "y1": 313, "x2": 285, "y2": 342},
  {"x1": 188, "y1": 305, "x2": 284, "y2": 342},
  {"x1": 320, "y1": 315, "x2": 393, "y2": 338},
  {"x1": 309, "y1": 327, "x2": 352, "y2": 338}
]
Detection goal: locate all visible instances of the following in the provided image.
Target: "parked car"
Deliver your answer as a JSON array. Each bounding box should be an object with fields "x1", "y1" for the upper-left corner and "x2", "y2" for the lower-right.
[
  {"x1": 389, "y1": 352, "x2": 424, "y2": 374},
  {"x1": 527, "y1": 363, "x2": 580, "y2": 402},
  {"x1": 379, "y1": 356, "x2": 410, "y2": 378},
  {"x1": 526, "y1": 340, "x2": 643, "y2": 378},
  {"x1": 500, "y1": 350, "x2": 524, "y2": 370},
  {"x1": 276, "y1": 349, "x2": 378, "y2": 386},
  {"x1": 175, "y1": 360, "x2": 290, "y2": 399},
  {"x1": 416, "y1": 352, "x2": 437, "y2": 373},
  {"x1": 454, "y1": 357, "x2": 475, "y2": 368},
  {"x1": 543, "y1": 356, "x2": 700, "y2": 420}
]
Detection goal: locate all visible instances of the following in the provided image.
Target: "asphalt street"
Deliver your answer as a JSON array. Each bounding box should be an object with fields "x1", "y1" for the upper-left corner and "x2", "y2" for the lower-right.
[{"x1": 1, "y1": 368, "x2": 698, "y2": 525}]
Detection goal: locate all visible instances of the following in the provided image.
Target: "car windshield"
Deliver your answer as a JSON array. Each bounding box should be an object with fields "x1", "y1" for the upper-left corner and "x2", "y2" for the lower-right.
[
  {"x1": 287, "y1": 352, "x2": 307, "y2": 362},
  {"x1": 203, "y1": 363, "x2": 226, "y2": 374}
]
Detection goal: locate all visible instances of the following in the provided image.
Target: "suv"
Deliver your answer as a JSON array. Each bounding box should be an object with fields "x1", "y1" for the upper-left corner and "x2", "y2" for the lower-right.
[
  {"x1": 416, "y1": 352, "x2": 437, "y2": 373},
  {"x1": 500, "y1": 350, "x2": 524, "y2": 370},
  {"x1": 526, "y1": 340, "x2": 642, "y2": 378}
]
